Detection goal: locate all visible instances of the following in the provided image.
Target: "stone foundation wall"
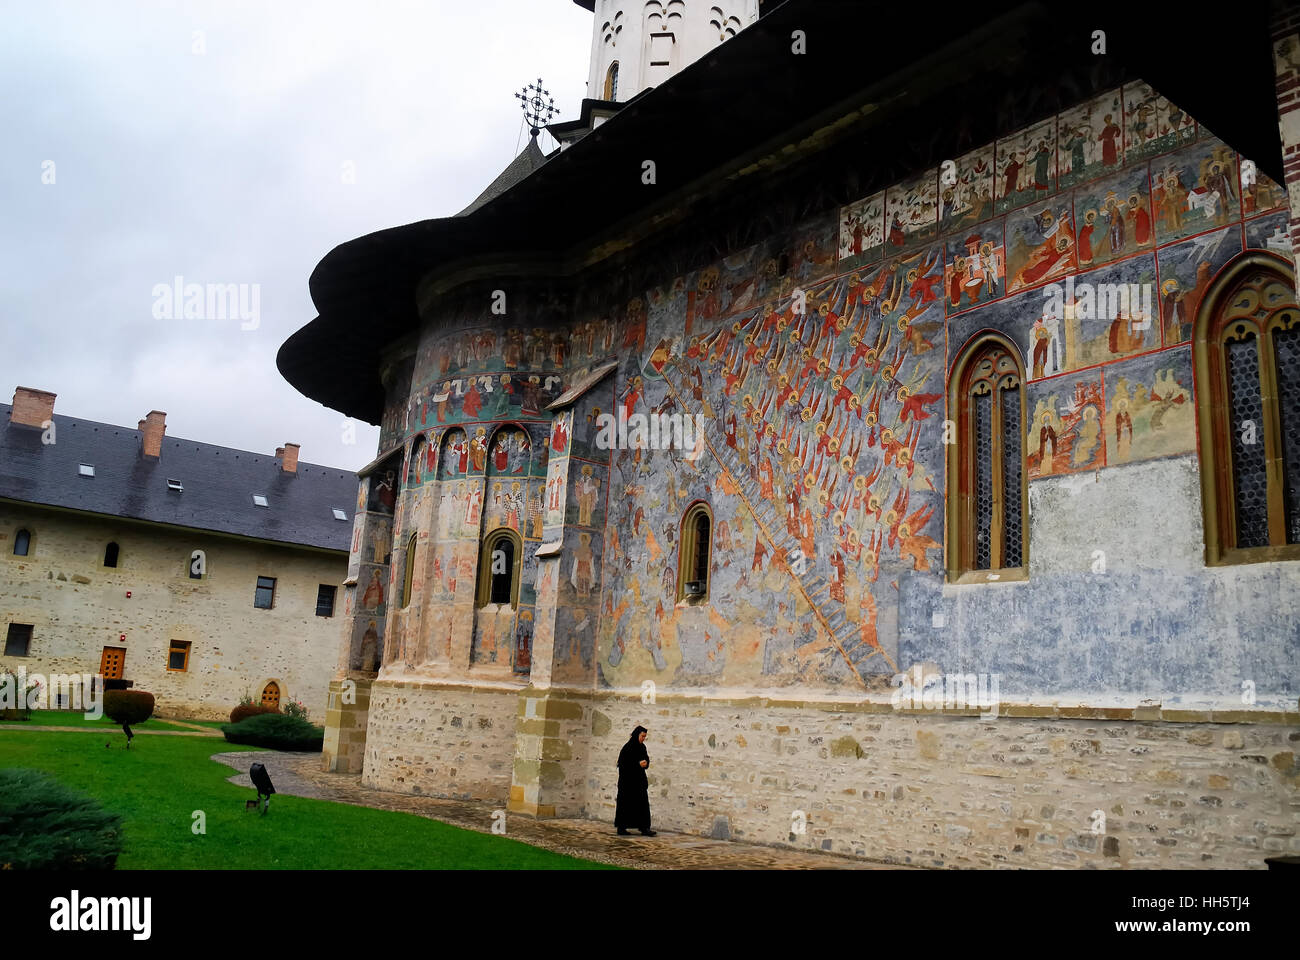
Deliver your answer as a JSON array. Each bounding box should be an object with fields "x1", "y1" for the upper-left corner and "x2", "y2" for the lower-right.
[
  {"x1": 359, "y1": 678, "x2": 1299, "y2": 867},
  {"x1": 584, "y1": 694, "x2": 1299, "y2": 868},
  {"x1": 322, "y1": 677, "x2": 372, "y2": 774},
  {"x1": 362, "y1": 680, "x2": 519, "y2": 802}
]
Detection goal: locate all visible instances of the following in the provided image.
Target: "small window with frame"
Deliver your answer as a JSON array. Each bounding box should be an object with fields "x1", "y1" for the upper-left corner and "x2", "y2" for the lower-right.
[
  {"x1": 316, "y1": 584, "x2": 337, "y2": 617},
  {"x1": 254, "y1": 576, "x2": 276, "y2": 609},
  {"x1": 5, "y1": 623, "x2": 33, "y2": 657},
  {"x1": 166, "y1": 640, "x2": 191, "y2": 672},
  {"x1": 476, "y1": 529, "x2": 523, "y2": 608},
  {"x1": 677, "y1": 502, "x2": 712, "y2": 602}
]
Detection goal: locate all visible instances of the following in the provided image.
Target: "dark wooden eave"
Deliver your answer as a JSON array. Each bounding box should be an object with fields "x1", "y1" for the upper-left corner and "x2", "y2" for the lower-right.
[{"x1": 278, "y1": 0, "x2": 1284, "y2": 424}]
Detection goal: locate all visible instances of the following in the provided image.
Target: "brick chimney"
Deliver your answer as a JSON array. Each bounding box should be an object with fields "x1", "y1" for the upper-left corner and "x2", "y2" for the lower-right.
[
  {"x1": 10, "y1": 387, "x2": 56, "y2": 428},
  {"x1": 281, "y1": 442, "x2": 300, "y2": 474},
  {"x1": 140, "y1": 411, "x2": 166, "y2": 459}
]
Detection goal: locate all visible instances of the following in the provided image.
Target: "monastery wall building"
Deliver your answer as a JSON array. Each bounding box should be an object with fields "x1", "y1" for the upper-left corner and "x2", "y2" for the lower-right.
[
  {"x1": 279, "y1": 1, "x2": 1300, "y2": 867},
  {"x1": 0, "y1": 388, "x2": 354, "y2": 720}
]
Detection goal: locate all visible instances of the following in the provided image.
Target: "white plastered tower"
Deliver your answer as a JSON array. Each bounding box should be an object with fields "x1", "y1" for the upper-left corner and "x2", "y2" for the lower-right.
[{"x1": 579, "y1": 0, "x2": 761, "y2": 102}]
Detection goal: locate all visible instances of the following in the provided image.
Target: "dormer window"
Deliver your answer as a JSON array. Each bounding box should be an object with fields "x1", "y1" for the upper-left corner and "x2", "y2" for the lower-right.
[
  {"x1": 78, "y1": 464, "x2": 95, "y2": 477},
  {"x1": 332, "y1": 508, "x2": 347, "y2": 521},
  {"x1": 166, "y1": 478, "x2": 183, "y2": 492},
  {"x1": 252, "y1": 495, "x2": 268, "y2": 507}
]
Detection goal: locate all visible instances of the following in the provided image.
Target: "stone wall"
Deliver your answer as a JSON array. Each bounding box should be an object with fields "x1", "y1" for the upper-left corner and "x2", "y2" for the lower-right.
[
  {"x1": 0, "y1": 503, "x2": 346, "y2": 720},
  {"x1": 322, "y1": 677, "x2": 373, "y2": 773},
  {"x1": 588, "y1": 693, "x2": 1300, "y2": 868},
  {"x1": 362, "y1": 680, "x2": 519, "y2": 801},
  {"x1": 900, "y1": 455, "x2": 1300, "y2": 706}
]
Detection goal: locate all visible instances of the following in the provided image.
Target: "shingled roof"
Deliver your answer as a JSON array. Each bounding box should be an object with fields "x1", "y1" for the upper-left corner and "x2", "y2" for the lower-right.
[{"x1": 0, "y1": 404, "x2": 356, "y2": 552}]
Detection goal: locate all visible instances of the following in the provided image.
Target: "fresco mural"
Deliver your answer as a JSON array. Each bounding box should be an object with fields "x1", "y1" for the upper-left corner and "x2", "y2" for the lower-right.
[
  {"x1": 1026, "y1": 369, "x2": 1106, "y2": 479},
  {"x1": 1103, "y1": 346, "x2": 1196, "y2": 466},
  {"x1": 1006, "y1": 202, "x2": 1077, "y2": 293},
  {"x1": 343, "y1": 80, "x2": 1288, "y2": 698},
  {"x1": 1056, "y1": 88, "x2": 1124, "y2": 190},
  {"x1": 1157, "y1": 225, "x2": 1243, "y2": 345},
  {"x1": 1060, "y1": 254, "x2": 1159, "y2": 372},
  {"x1": 1060, "y1": 89, "x2": 1123, "y2": 188},
  {"x1": 1152, "y1": 137, "x2": 1239, "y2": 244},
  {"x1": 1072, "y1": 164, "x2": 1154, "y2": 268},
  {"x1": 886, "y1": 171, "x2": 938, "y2": 252},
  {"x1": 996, "y1": 118, "x2": 1056, "y2": 213},
  {"x1": 938, "y1": 144, "x2": 995, "y2": 235},
  {"x1": 943, "y1": 220, "x2": 1005, "y2": 315},
  {"x1": 1123, "y1": 82, "x2": 1196, "y2": 162},
  {"x1": 838, "y1": 191, "x2": 885, "y2": 269},
  {"x1": 1245, "y1": 209, "x2": 1291, "y2": 254},
  {"x1": 1241, "y1": 160, "x2": 1287, "y2": 217}
]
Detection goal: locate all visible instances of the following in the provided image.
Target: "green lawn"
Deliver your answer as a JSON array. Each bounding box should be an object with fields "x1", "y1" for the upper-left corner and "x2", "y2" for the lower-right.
[
  {"x1": 0, "y1": 729, "x2": 611, "y2": 869},
  {"x1": 1, "y1": 709, "x2": 200, "y2": 732}
]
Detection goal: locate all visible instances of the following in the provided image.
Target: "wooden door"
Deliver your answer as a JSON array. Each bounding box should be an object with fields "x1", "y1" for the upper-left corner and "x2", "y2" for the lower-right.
[
  {"x1": 100, "y1": 646, "x2": 125, "y2": 679},
  {"x1": 260, "y1": 681, "x2": 280, "y2": 710}
]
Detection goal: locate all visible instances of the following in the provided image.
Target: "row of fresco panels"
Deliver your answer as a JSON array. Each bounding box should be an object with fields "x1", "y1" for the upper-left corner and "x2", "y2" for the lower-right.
[
  {"x1": 413, "y1": 319, "x2": 629, "y2": 381},
  {"x1": 839, "y1": 100, "x2": 1281, "y2": 268},
  {"x1": 1023, "y1": 345, "x2": 1196, "y2": 481}
]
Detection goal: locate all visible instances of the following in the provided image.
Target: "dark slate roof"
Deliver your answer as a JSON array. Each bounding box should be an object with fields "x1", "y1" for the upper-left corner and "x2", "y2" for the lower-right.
[
  {"x1": 457, "y1": 136, "x2": 549, "y2": 216},
  {"x1": 0, "y1": 404, "x2": 356, "y2": 552}
]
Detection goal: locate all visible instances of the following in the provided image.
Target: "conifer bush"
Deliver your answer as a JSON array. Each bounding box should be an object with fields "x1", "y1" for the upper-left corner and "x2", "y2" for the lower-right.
[
  {"x1": 0, "y1": 768, "x2": 123, "y2": 869},
  {"x1": 220, "y1": 712, "x2": 324, "y2": 751},
  {"x1": 103, "y1": 690, "x2": 154, "y2": 726}
]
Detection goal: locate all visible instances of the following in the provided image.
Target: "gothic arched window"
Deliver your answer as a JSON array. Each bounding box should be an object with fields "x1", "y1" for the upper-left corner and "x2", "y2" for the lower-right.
[
  {"x1": 401, "y1": 533, "x2": 417, "y2": 608},
  {"x1": 13, "y1": 528, "x2": 31, "y2": 556},
  {"x1": 477, "y1": 528, "x2": 523, "y2": 608},
  {"x1": 677, "y1": 502, "x2": 712, "y2": 601},
  {"x1": 604, "y1": 61, "x2": 619, "y2": 101},
  {"x1": 946, "y1": 333, "x2": 1028, "y2": 582},
  {"x1": 1194, "y1": 251, "x2": 1300, "y2": 564}
]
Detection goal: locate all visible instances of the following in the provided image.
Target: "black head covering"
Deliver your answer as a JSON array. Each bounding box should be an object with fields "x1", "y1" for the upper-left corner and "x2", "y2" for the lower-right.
[{"x1": 630, "y1": 725, "x2": 647, "y2": 740}]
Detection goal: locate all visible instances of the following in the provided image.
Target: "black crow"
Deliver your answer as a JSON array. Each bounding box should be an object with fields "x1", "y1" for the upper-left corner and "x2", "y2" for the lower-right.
[{"x1": 249, "y1": 762, "x2": 275, "y2": 815}]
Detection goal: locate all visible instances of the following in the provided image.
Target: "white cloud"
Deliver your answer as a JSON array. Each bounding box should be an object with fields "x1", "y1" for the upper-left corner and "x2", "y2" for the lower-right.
[{"x1": 0, "y1": 0, "x2": 592, "y2": 471}]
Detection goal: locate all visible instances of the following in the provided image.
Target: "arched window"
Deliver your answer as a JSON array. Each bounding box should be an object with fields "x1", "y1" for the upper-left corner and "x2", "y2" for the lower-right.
[
  {"x1": 477, "y1": 528, "x2": 523, "y2": 608},
  {"x1": 1195, "y1": 251, "x2": 1300, "y2": 564},
  {"x1": 946, "y1": 333, "x2": 1028, "y2": 581},
  {"x1": 604, "y1": 61, "x2": 619, "y2": 100},
  {"x1": 12, "y1": 528, "x2": 31, "y2": 556},
  {"x1": 103, "y1": 542, "x2": 119, "y2": 568},
  {"x1": 407, "y1": 435, "x2": 427, "y2": 487},
  {"x1": 677, "y1": 502, "x2": 712, "y2": 601},
  {"x1": 401, "y1": 533, "x2": 417, "y2": 608},
  {"x1": 261, "y1": 681, "x2": 281, "y2": 710}
]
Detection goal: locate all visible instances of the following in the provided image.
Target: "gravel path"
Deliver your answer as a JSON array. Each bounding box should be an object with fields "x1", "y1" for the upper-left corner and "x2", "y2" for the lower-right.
[{"x1": 212, "y1": 750, "x2": 905, "y2": 870}]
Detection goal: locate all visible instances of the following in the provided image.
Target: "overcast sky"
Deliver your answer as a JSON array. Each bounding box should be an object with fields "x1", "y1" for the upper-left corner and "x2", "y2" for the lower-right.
[{"x1": 1, "y1": 0, "x2": 592, "y2": 471}]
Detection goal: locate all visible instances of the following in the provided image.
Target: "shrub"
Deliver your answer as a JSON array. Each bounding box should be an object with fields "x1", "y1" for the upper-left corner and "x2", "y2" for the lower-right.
[
  {"x1": 229, "y1": 703, "x2": 277, "y2": 724},
  {"x1": 221, "y1": 712, "x2": 324, "y2": 752},
  {"x1": 0, "y1": 768, "x2": 123, "y2": 869},
  {"x1": 103, "y1": 690, "x2": 154, "y2": 726},
  {"x1": 283, "y1": 698, "x2": 310, "y2": 722}
]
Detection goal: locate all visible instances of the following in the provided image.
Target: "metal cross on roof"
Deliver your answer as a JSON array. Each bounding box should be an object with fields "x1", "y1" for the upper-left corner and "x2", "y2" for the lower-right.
[{"x1": 515, "y1": 78, "x2": 556, "y2": 137}]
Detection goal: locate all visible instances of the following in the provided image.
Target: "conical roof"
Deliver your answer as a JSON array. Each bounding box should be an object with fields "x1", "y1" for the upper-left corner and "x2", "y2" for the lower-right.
[{"x1": 457, "y1": 136, "x2": 548, "y2": 216}]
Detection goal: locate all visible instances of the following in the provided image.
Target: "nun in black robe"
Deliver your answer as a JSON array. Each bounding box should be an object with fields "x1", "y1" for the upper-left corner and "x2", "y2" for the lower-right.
[{"x1": 615, "y1": 725, "x2": 656, "y2": 835}]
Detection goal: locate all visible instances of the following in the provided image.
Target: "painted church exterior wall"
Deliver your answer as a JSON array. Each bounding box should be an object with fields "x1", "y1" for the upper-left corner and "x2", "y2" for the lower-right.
[{"x1": 327, "y1": 78, "x2": 1300, "y2": 865}]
